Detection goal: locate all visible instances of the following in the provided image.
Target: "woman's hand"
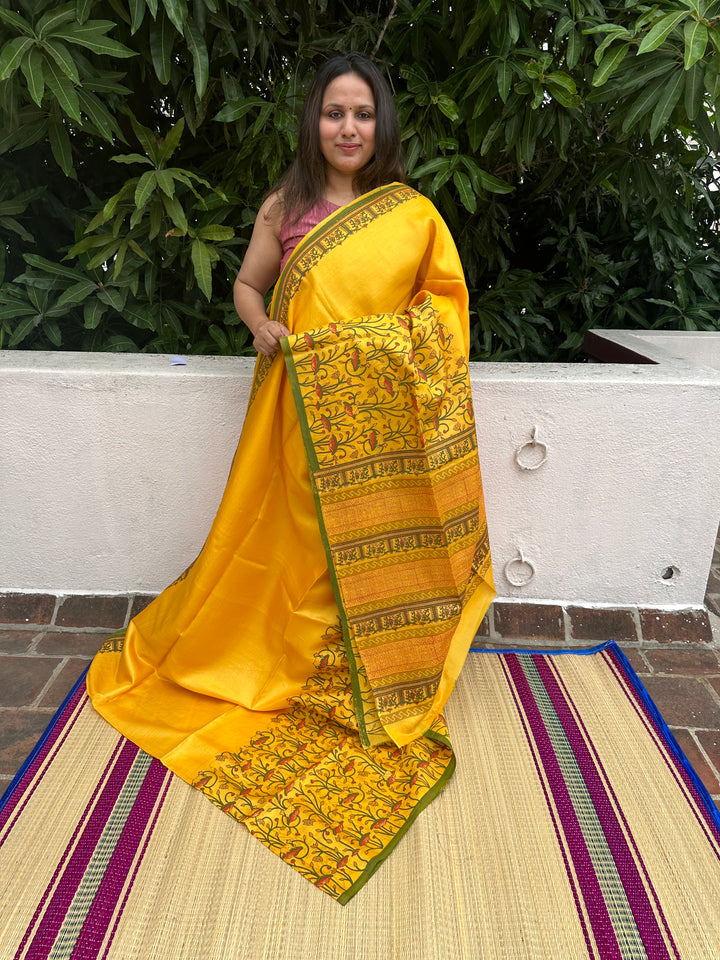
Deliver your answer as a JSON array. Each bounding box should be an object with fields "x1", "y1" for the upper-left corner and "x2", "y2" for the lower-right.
[{"x1": 253, "y1": 319, "x2": 291, "y2": 356}]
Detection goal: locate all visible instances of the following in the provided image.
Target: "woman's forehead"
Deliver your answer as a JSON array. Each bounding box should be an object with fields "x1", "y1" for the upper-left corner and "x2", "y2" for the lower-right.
[{"x1": 321, "y1": 73, "x2": 374, "y2": 107}]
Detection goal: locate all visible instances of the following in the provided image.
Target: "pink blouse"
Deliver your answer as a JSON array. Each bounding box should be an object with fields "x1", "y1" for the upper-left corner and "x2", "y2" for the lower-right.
[{"x1": 279, "y1": 199, "x2": 339, "y2": 273}]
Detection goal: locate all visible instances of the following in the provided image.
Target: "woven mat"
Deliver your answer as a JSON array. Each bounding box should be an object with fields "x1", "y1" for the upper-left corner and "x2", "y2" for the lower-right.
[{"x1": 2, "y1": 641, "x2": 719, "y2": 959}]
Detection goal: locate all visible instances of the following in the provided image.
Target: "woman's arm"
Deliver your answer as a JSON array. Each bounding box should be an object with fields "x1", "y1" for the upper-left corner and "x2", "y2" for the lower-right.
[{"x1": 233, "y1": 195, "x2": 291, "y2": 356}]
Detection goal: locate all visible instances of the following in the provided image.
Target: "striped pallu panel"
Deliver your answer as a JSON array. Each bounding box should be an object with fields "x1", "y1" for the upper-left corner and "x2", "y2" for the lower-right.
[{"x1": 2, "y1": 644, "x2": 720, "y2": 960}]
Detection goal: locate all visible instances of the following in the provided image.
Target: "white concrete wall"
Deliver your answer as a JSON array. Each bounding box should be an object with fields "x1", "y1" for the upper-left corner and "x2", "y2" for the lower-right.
[{"x1": 2, "y1": 331, "x2": 719, "y2": 607}]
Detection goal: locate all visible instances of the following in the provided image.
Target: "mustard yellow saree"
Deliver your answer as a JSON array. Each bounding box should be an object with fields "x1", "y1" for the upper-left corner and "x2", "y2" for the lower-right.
[{"x1": 87, "y1": 183, "x2": 494, "y2": 903}]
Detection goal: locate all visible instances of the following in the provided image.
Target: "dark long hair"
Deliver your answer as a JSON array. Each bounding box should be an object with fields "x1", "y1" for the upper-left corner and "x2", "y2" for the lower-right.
[{"x1": 275, "y1": 54, "x2": 405, "y2": 223}]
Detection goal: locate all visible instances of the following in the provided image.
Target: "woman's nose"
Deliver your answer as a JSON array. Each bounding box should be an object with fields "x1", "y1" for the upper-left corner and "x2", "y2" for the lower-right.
[{"x1": 341, "y1": 112, "x2": 356, "y2": 136}]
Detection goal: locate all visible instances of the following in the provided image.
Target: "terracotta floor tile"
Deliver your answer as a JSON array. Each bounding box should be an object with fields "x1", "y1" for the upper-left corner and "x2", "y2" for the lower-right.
[
  {"x1": 55, "y1": 596, "x2": 128, "y2": 629},
  {"x1": 493, "y1": 603, "x2": 564, "y2": 641},
  {"x1": 696, "y1": 731, "x2": 720, "y2": 778},
  {"x1": 38, "y1": 659, "x2": 88, "y2": 709},
  {"x1": 129, "y1": 594, "x2": 156, "y2": 620},
  {"x1": 0, "y1": 630, "x2": 37, "y2": 654},
  {"x1": 642, "y1": 676, "x2": 720, "y2": 729},
  {"x1": 617, "y1": 647, "x2": 649, "y2": 675},
  {"x1": 0, "y1": 594, "x2": 55, "y2": 626},
  {"x1": 643, "y1": 648, "x2": 720, "y2": 676},
  {"x1": 638, "y1": 608, "x2": 712, "y2": 644},
  {"x1": 0, "y1": 710, "x2": 53, "y2": 777},
  {"x1": 671, "y1": 729, "x2": 720, "y2": 796},
  {"x1": 567, "y1": 607, "x2": 638, "y2": 642},
  {"x1": 0, "y1": 656, "x2": 60, "y2": 708},
  {"x1": 36, "y1": 631, "x2": 105, "y2": 659}
]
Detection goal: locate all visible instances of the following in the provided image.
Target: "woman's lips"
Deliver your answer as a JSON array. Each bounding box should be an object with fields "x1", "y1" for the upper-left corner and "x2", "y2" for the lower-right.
[{"x1": 337, "y1": 143, "x2": 360, "y2": 152}]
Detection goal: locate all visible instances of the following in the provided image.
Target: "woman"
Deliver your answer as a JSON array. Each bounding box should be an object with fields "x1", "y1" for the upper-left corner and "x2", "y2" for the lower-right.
[{"x1": 87, "y1": 54, "x2": 494, "y2": 904}]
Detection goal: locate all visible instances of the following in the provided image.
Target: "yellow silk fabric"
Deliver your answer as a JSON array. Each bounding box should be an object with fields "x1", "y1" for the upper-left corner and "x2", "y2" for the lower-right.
[{"x1": 87, "y1": 184, "x2": 494, "y2": 901}]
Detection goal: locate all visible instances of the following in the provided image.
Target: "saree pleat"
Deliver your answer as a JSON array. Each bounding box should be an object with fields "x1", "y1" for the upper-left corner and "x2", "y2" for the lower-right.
[{"x1": 87, "y1": 183, "x2": 494, "y2": 901}]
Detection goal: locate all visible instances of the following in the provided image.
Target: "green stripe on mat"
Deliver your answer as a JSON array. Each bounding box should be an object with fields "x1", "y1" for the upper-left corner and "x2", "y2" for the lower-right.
[{"x1": 48, "y1": 751, "x2": 153, "y2": 959}]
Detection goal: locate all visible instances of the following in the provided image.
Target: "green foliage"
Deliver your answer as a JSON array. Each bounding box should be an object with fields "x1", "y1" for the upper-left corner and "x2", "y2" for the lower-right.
[{"x1": 1, "y1": 0, "x2": 719, "y2": 359}]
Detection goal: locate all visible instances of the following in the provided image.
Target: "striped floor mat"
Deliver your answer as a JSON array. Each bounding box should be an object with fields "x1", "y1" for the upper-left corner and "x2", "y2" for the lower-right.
[{"x1": 2, "y1": 641, "x2": 719, "y2": 959}]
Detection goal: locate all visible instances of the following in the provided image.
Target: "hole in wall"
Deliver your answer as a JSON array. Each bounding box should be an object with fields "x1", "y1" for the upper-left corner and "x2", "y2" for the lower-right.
[{"x1": 661, "y1": 566, "x2": 679, "y2": 581}]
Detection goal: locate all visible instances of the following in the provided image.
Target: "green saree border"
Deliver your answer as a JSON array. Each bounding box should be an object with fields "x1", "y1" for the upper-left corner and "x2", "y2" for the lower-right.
[
  {"x1": 336, "y1": 730, "x2": 457, "y2": 905},
  {"x1": 281, "y1": 338, "x2": 371, "y2": 748}
]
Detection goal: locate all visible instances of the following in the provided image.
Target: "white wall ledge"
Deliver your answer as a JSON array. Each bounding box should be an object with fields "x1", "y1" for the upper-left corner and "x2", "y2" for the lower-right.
[{"x1": 2, "y1": 331, "x2": 719, "y2": 607}]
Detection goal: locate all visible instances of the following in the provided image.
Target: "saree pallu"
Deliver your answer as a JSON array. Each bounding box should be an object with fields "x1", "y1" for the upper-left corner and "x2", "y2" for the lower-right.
[{"x1": 87, "y1": 183, "x2": 494, "y2": 902}]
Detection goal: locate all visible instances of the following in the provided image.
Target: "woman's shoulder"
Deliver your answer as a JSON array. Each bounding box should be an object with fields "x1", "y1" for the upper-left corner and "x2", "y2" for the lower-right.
[{"x1": 257, "y1": 190, "x2": 284, "y2": 235}]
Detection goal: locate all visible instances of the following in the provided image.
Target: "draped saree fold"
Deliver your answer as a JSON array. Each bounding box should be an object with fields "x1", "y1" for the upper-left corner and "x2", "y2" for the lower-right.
[{"x1": 87, "y1": 183, "x2": 494, "y2": 902}]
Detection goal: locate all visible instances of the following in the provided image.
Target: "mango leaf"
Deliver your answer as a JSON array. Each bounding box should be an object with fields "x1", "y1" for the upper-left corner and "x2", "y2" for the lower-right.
[
  {"x1": 21, "y1": 46, "x2": 45, "y2": 107},
  {"x1": 83, "y1": 298, "x2": 106, "y2": 328},
  {"x1": 24, "y1": 254, "x2": 86, "y2": 281},
  {"x1": 42, "y1": 38, "x2": 80, "y2": 84},
  {"x1": 162, "y1": 194, "x2": 188, "y2": 232},
  {"x1": 157, "y1": 117, "x2": 184, "y2": 164},
  {"x1": 0, "y1": 37, "x2": 33, "y2": 81},
  {"x1": 412, "y1": 156, "x2": 453, "y2": 178},
  {"x1": 36, "y1": 4, "x2": 78, "y2": 38},
  {"x1": 52, "y1": 22, "x2": 135, "y2": 58},
  {"x1": 212, "y1": 96, "x2": 270, "y2": 123},
  {"x1": 77, "y1": 88, "x2": 122, "y2": 141},
  {"x1": 129, "y1": 0, "x2": 145, "y2": 33},
  {"x1": 76, "y1": 0, "x2": 93, "y2": 24},
  {"x1": 496, "y1": 60, "x2": 512, "y2": 102},
  {"x1": 134, "y1": 169, "x2": 157, "y2": 212},
  {"x1": 57, "y1": 279, "x2": 98, "y2": 306},
  {"x1": 650, "y1": 70, "x2": 684, "y2": 140},
  {"x1": 196, "y1": 224, "x2": 234, "y2": 240},
  {"x1": 128, "y1": 114, "x2": 161, "y2": 164},
  {"x1": 44, "y1": 57, "x2": 81, "y2": 122},
  {"x1": 453, "y1": 169, "x2": 477, "y2": 213},
  {"x1": 191, "y1": 237, "x2": 214, "y2": 299},
  {"x1": 436, "y1": 94, "x2": 459, "y2": 121},
  {"x1": 637, "y1": 11, "x2": 689, "y2": 55},
  {"x1": 47, "y1": 114, "x2": 74, "y2": 175},
  {"x1": 592, "y1": 43, "x2": 630, "y2": 87},
  {"x1": 684, "y1": 19, "x2": 708, "y2": 70},
  {"x1": 161, "y1": 0, "x2": 188, "y2": 34},
  {"x1": 149, "y1": 13, "x2": 174, "y2": 84},
  {"x1": 0, "y1": 7, "x2": 33, "y2": 35},
  {"x1": 567, "y1": 28, "x2": 581, "y2": 70},
  {"x1": 8, "y1": 315, "x2": 40, "y2": 347},
  {"x1": 112, "y1": 152, "x2": 154, "y2": 165},
  {"x1": 183, "y1": 17, "x2": 208, "y2": 98},
  {"x1": 684, "y1": 61, "x2": 704, "y2": 119},
  {"x1": 96, "y1": 286, "x2": 128, "y2": 312}
]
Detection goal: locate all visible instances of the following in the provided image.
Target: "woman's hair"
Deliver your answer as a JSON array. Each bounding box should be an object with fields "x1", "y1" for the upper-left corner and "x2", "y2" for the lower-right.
[{"x1": 275, "y1": 53, "x2": 405, "y2": 222}]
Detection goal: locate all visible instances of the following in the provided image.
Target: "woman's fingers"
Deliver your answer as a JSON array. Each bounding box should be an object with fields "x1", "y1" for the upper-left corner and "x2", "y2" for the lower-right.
[{"x1": 254, "y1": 320, "x2": 292, "y2": 356}]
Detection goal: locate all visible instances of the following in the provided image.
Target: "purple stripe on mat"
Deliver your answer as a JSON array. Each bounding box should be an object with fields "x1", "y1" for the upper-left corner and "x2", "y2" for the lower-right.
[
  {"x1": 497, "y1": 655, "x2": 596, "y2": 960},
  {"x1": 504, "y1": 653, "x2": 622, "y2": 960},
  {"x1": 100, "y1": 770, "x2": 174, "y2": 960},
  {"x1": 18, "y1": 739, "x2": 141, "y2": 960},
  {"x1": 536, "y1": 656, "x2": 677, "y2": 960},
  {"x1": 602, "y1": 648, "x2": 720, "y2": 859},
  {"x1": 0, "y1": 683, "x2": 88, "y2": 838},
  {"x1": 70, "y1": 759, "x2": 172, "y2": 960}
]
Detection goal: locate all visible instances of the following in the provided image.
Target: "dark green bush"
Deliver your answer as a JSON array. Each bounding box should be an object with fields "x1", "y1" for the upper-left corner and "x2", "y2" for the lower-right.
[{"x1": 1, "y1": 0, "x2": 719, "y2": 360}]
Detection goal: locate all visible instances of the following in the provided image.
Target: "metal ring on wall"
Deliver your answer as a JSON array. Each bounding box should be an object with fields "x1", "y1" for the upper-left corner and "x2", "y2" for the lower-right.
[
  {"x1": 515, "y1": 426, "x2": 548, "y2": 471},
  {"x1": 504, "y1": 549, "x2": 536, "y2": 587}
]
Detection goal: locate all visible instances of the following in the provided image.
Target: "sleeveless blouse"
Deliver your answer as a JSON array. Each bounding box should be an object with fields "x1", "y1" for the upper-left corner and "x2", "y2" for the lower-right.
[{"x1": 279, "y1": 199, "x2": 339, "y2": 273}]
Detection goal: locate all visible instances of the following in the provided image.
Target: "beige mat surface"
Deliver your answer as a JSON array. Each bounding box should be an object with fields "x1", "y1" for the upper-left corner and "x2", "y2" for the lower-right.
[{"x1": 2, "y1": 643, "x2": 720, "y2": 959}]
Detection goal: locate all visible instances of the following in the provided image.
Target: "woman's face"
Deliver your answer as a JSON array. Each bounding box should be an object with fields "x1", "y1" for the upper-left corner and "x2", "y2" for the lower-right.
[{"x1": 318, "y1": 73, "x2": 376, "y2": 180}]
